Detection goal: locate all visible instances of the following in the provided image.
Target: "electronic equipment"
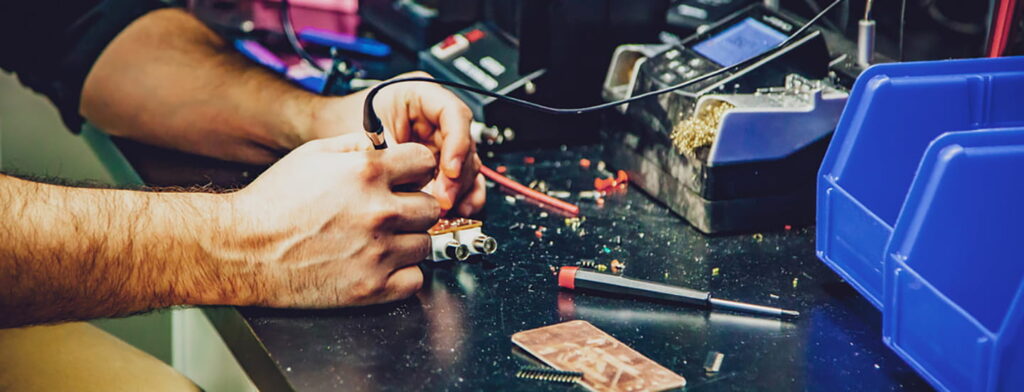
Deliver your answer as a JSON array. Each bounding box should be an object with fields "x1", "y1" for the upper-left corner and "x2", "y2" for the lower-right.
[
  {"x1": 359, "y1": 0, "x2": 480, "y2": 52},
  {"x1": 666, "y1": 0, "x2": 757, "y2": 35},
  {"x1": 603, "y1": 3, "x2": 866, "y2": 233},
  {"x1": 419, "y1": 23, "x2": 544, "y2": 125}
]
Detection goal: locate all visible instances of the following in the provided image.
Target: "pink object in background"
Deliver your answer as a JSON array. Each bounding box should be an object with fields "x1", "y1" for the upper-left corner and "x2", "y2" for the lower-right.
[
  {"x1": 263, "y1": 0, "x2": 357, "y2": 13},
  {"x1": 253, "y1": 0, "x2": 359, "y2": 36}
]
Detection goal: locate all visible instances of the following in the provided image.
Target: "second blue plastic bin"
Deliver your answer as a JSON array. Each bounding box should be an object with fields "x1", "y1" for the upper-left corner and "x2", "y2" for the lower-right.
[{"x1": 817, "y1": 56, "x2": 1024, "y2": 392}]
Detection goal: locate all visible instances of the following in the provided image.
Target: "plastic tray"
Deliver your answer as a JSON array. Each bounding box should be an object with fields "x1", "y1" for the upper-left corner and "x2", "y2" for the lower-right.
[{"x1": 816, "y1": 56, "x2": 1024, "y2": 392}]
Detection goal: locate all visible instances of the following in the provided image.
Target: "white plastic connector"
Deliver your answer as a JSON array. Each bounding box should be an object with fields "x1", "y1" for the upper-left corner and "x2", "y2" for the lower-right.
[
  {"x1": 428, "y1": 233, "x2": 470, "y2": 262},
  {"x1": 453, "y1": 227, "x2": 498, "y2": 256}
]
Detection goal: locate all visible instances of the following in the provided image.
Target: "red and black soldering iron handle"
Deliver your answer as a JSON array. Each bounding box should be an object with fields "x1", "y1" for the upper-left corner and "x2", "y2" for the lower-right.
[{"x1": 558, "y1": 266, "x2": 800, "y2": 319}]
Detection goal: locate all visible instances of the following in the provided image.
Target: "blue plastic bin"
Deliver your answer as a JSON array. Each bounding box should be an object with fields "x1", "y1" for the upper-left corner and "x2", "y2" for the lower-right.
[{"x1": 817, "y1": 56, "x2": 1024, "y2": 392}]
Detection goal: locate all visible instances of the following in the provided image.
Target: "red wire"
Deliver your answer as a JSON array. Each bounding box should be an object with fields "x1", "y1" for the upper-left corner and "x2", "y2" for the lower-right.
[
  {"x1": 480, "y1": 165, "x2": 581, "y2": 216},
  {"x1": 989, "y1": 0, "x2": 1017, "y2": 57}
]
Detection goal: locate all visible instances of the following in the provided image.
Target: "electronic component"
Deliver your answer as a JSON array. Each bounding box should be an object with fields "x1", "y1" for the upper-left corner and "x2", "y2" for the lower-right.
[
  {"x1": 703, "y1": 351, "x2": 725, "y2": 374},
  {"x1": 420, "y1": 23, "x2": 545, "y2": 123},
  {"x1": 512, "y1": 320, "x2": 687, "y2": 392},
  {"x1": 359, "y1": 0, "x2": 480, "y2": 52},
  {"x1": 558, "y1": 266, "x2": 799, "y2": 318},
  {"x1": 602, "y1": 2, "x2": 868, "y2": 233},
  {"x1": 426, "y1": 218, "x2": 498, "y2": 261},
  {"x1": 666, "y1": 0, "x2": 757, "y2": 35},
  {"x1": 514, "y1": 367, "x2": 583, "y2": 384}
]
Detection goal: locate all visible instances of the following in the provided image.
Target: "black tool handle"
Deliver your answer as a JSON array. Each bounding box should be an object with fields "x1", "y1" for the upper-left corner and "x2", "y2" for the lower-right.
[{"x1": 571, "y1": 268, "x2": 711, "y2": 306}]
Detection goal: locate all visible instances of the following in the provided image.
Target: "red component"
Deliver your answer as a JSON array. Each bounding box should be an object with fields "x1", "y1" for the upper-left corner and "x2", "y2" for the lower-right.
[
  {"x1": 440, "y1": 35, "x2": 459, "y2": 49},
  {"x1": 558, "y1": 266, "x2": 579, "y2": 289},
  {"x1": 616, "y1": 170, "x2": 629, "y2": 184},
  {"x1": 496, "y1": 165, "x2": 508, "y2": 174},
  {"x1": 534, "y1": 229, "x2": 544, "y2": 239},
  {"x1": 596, "y1": 197, "x2": 606, "y2": 206},
  {"x1": 480, "y1": 165, "x2": 580, "y2": 216},
  {"x1": 784, "y1": 225, "x2": 792, "y2": 231},
  {"x1": 524, "y1": 156, "x2": 536, "y2": 165},
  {"x1": 464, "y1": 29, "x2": 485, "y2": 43},
  {"x1": 594, "y1": 177, "x2": 613, "y2": 191},
  {"x1": 579, "y1": 158, "x2": 591, "y2": 169}
]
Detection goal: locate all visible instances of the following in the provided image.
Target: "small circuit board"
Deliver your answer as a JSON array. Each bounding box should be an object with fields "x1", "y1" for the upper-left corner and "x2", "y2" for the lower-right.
[
  {"x1": 512, "y1": 320, "x2": 686, "y2": 392},
  {"x1": 429, "y1": 218, "x2": 484, "y2": 235},
  {"x1": 427, "y1": 218, "x2": 497, "y2": 262}
]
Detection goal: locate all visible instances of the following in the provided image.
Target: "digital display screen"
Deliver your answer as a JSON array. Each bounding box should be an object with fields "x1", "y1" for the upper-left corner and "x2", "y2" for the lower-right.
[{"x1": 692, "y1": 17, "x2": 788, "y2": 67}]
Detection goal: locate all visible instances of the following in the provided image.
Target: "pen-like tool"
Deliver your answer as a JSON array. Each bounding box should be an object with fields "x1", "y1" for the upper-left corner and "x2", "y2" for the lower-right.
[{"x1": 557, "y1": 266, "x2": 799, "y2": 319}]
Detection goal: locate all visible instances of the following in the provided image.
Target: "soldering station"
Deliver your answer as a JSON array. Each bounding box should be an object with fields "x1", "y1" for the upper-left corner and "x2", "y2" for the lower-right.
[{"x1": 9, "y1": 0, "x2": 1021, "y2": 390}]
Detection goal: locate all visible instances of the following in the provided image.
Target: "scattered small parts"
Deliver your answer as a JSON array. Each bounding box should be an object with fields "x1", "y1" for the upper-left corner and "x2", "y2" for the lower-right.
[
  {"x1": 784, "y1": 224, "x2": 792, "y2": 231},
  {"x1": 528, "y1": 179, "x2": 549, "y2": 193},
  {"x1": 515, "y1": 366, "x2": 583, "y2": 384},
  {"x1": 523, "y1": 156, "x2": 536, "y2": 165},
  {"x1": 594, "y1": 170, "x2": 630, "y2": 192},
  {"x1": 577, "y1": 259, "x2": 597, "y2": 269},
  {"x1": 546, "y1": 190, "x2": 571, "y2": 199},
  {"x1": 752, "y1": 233, "x2": 764, "y2": 242},
  {"x1": 703, "y1": 351, "x2": 725, "y2": 374},
  {"x1": 564, "y1": 217, "x2": 583, "y2": 231},
  {"x1": 480, "y1": 166, "x2": 580, "y2": 216},
  {"x1": 426, "y1": 218, "x2": 497, "y2": 261},
  {"x1": 496, "y1": 165, "x2": 508, "y2": 174},
  {"x1": 579, "y1": 158, "x2": 591, "y2": 169},
  {"x1": 596, "y1": 264, "x2": 608, "y2": 272},
  {"x1": 792, "y1": 277, "x2": 799, "y2": 288},
  {"x1": 610, "y1": 259, "x2": 626, "y2": 273},
  {"x1": 712, "y1": 267, "x2": 721, "y2": 277}
]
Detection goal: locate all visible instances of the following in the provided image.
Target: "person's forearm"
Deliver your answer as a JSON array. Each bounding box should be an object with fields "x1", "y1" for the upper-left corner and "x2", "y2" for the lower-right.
[
  {"x1": 81, "y1": 8, "x2": 355, "y2": 164},
  {"x1": 0, "y1": 174, "x2": 250, "y2": 327}
]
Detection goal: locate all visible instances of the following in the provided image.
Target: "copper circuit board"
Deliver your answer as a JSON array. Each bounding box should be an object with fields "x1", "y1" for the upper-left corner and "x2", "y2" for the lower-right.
[
  {"x1": 511, "y1": 320, "x2": 686, "y2": 392},
  {"x1": 428, "y1": 218, "x2": 483, "y2": 235}
]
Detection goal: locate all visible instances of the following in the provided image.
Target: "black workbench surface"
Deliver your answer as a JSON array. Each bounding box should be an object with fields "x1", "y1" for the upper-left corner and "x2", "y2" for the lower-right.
[{"x1": 112, "y1": 137, "x2": 932, "y2": 391}]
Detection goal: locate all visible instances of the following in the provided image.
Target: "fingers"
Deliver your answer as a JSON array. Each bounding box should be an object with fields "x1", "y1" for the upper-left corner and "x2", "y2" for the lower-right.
[
  {"x1": 386, "y1": 192, "x2": 441, "y2": 232},
  {"x1": 454, "y1": 173, "x2": 487, "y2": 217},
  {"x1": 433, "y1": 151, "x2": 481, "y2": 213},
  {"x1": 306, "y1": 133, "x2": 373, "y2": 153},
  {"x1": 379, "y1": 265, "x2": 425, "y2": 302},
  {"x1": 379, "y1": 143, "x2": 437, "y2": 188},
  {"x1": 435, "y1": 103, "x2": 473, "y2": 179},
  {"x1": 389, "y1": 71, "x2": 473, "y2": 180},
  {"x1": 384, "y1": 233, "x2": 432, "y2": 269}
]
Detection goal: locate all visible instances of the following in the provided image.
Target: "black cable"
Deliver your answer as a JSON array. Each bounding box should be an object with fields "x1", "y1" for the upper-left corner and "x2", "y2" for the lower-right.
[
  {"x1": 360, "y1": 0, "x2": 846, "y2": 140},
  {"x1": 279, "y1": 0, "x2": 323, "y2": 72},
  {"x1": 899, "y1": 0, "x2": 908, "y2": 61}
]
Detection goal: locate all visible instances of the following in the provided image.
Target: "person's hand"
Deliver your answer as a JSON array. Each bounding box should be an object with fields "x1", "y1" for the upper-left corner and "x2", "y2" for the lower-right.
[
  {"x1": 219, "y1": 133, "x2": 440, "y2": 307},
  {"x1": 370, "y1": 71, "x2": 486, "y2": 217}
]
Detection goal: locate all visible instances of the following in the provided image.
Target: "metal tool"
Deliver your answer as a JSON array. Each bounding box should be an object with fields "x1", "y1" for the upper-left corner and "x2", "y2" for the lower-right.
[{"x1": 557, "y1": 266, "x2": 799, "y2": 319}]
